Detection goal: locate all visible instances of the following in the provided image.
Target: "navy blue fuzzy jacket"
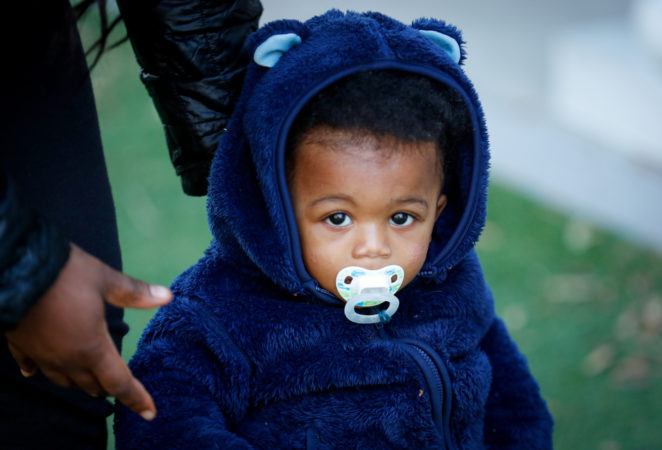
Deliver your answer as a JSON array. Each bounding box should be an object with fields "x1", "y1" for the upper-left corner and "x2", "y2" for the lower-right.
[{"x1": 115, "y1": 10, "x2": 553, "y2": 449}]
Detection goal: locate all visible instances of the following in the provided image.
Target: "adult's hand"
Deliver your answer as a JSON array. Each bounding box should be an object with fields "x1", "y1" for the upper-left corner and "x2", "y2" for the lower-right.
[{"x1": 4, "y1": 244, "x2": 172, "y2": 420}]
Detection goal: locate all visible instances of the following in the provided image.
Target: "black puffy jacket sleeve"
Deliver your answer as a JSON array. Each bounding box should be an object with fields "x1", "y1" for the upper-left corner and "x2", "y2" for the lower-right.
[
  {"x1": 0, "y1": 171, "x2": 70, "y2": 331},
  {"x1": 117, "y1": 0, "x2": 263, "y2": 196}
]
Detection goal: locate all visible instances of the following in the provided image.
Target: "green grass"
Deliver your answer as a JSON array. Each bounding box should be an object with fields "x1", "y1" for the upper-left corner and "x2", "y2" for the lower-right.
[
  {"x1": 92, "y1": 36, "x2": 662, "y2": 450},
  {"x1": 478, "y1": 188, "x2": 662, "y2": 450}
]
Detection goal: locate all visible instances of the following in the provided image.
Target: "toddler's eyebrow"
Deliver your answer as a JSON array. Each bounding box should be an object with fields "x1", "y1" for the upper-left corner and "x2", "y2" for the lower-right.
[
  {"x1": 308, "y1": 194, "x2": 356, "y2": 208},
  {"x1": 391, "y1": 197, "x2": 429, "y2": 210}
]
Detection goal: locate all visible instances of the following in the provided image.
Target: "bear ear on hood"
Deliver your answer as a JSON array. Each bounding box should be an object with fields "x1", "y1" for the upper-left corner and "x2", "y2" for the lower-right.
[
  {"x1": 411, "y1": 18, "x2": 466, "y2": 65},
  {"x1": 254, "y1": 33, "x2": 302, "y2": 67},
  {"x1": 248, "y1": 19, "x2": 307, "y2": 68}
]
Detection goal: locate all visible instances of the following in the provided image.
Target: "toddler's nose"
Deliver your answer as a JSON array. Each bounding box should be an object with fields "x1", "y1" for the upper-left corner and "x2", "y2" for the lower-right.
[{"x1": 352, "y1": 224, "x2": 391, "y2": 259}]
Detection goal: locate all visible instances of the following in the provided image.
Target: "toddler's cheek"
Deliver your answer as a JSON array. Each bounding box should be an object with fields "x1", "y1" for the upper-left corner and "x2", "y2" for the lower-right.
[
  {"x1": 400, "y1": 243, "x2": 430, "y2": 283},
  {"x1": 406, "y1": 243, "x2": 430, "y2": 266}
]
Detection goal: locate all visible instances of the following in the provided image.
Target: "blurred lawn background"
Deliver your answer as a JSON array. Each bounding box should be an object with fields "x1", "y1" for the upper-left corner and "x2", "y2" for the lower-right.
[{"x1": 87, "y1": 23, "x2": 662, "y2": 450}]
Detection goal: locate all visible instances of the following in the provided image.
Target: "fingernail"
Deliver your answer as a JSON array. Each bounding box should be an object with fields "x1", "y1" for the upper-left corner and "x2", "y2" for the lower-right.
[
  {"x1": 149, "y1": 285, "x2": 172, "y2": 301},
  {"x1": 20, "y1": 369, "x2": 33, "y2": 377},
  {"x1": 140, "y1": 410, "x2": 156, "y2": 421}
]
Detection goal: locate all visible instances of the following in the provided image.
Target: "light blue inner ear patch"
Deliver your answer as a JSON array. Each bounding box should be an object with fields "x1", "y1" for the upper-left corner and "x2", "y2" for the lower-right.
[
  {"x1": 254, "y1": 33, "x2": 302, "y2": 68},
  {"x1": 419, "y1": 29, "x2": 461, "y2": 64}
]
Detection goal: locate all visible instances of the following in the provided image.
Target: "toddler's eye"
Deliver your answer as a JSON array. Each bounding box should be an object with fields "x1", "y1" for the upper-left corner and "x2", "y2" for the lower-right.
[
  {"x1": 390, "y1": 212, "x2": 414, "y2": 227},
  {"x1": 325, "y1": 212, "x2": 352, "y2": 227}
]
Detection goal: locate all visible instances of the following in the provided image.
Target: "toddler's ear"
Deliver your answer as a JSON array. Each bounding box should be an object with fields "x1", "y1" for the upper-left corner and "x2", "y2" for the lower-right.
[
  {"x1": 254, "y1": 33, "x2": 302, "y2": 68},
  {"x1": 411, "y1": 18, "x2": 465, "y2": 65},
  {"x1": 435, "y1": 194, "x2": 448, "y2": 220}
]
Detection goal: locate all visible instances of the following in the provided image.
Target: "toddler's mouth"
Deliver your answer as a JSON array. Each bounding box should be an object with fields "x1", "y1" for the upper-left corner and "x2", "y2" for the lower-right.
[{"x1": 335, "y1": 265, "x2": 404, "y2": 324}]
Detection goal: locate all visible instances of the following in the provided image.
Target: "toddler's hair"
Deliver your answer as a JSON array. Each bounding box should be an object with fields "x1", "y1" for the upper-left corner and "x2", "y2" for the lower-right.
[{"x1": 286, "y1": 70, "x2": 469, "y2": 179}]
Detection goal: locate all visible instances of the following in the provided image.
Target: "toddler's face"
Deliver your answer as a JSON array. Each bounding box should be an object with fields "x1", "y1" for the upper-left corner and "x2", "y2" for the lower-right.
[{"x1": 289, "y1": 127, "x2": 447, "y2": 299}]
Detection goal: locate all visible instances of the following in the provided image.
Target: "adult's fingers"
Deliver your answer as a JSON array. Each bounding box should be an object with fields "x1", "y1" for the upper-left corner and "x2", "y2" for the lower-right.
[
  {"x1": 7, "y1": 342, "x2": 37, "y2": 377},
  {"x1": 103, "y1": 267, "x2": 172, "y2": 309},
  {"x1": 40, "y1": 366, "x2": 75, "y2": 389},
  {"x1": 93, "y1": 346, "x2": 156, "y2": 420},
  {"x1": 71, "y1": 370, "x2": 104, "y2": 397}
]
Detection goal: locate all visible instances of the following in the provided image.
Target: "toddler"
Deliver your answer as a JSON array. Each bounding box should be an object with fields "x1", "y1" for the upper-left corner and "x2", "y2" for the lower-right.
[{"x1": 116, "y1": 10, "x2": 553, "y2": 449}]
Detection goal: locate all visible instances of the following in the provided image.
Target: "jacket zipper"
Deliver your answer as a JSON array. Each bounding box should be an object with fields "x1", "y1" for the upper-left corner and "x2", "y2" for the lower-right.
[{"x1": 378, "y1": 328, "x2": 454, "y2": 449}]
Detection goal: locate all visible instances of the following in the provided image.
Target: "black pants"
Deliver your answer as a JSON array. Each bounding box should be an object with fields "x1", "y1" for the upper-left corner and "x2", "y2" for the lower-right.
[{"x1": 0, "y1": 1, "x2": 127, "y2": 448}]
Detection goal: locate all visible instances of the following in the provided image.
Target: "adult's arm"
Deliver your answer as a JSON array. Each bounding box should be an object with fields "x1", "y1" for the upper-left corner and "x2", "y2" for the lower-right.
[
  {"x1": 481, "y1": 317, "x2": 554, "y2": 449},
  {"x1": 117, "y1": 0, "x2": 263, "y2": 196},
  {"x1": 0, "y1": 171, "x2": 69, "y2": 330},
  {"x1": 0, "y1": 170, "x2": 173, "y2": 419}
]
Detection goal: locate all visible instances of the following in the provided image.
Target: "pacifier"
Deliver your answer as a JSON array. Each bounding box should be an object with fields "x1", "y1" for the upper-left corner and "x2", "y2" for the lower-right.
[{"x1": 335, "y1": 265, "x2": 405, "y2": 324}]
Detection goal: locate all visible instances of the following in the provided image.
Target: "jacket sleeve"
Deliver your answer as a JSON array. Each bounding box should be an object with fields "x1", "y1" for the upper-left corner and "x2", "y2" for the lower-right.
[
  {"x1": 0, "y1": 170, "x2": 70, "y2": 331},
  {"x1": 114, "y1": 302, "x2": 254, "y2": 449},
  {"x1": 481, "y1": 317, "x2": 554, "y2": 449},
  {"x1": 116, "y1": 0, "x2": 263, "y2": 196}
]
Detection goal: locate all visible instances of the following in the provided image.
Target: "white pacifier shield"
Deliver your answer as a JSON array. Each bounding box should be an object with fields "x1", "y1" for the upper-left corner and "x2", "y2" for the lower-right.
[{"x1": 335, "y1": 265, "x2": 404, "y2": 324}]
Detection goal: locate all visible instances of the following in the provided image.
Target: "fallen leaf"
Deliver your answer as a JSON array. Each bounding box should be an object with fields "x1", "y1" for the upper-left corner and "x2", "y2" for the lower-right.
[
  {"x1": 598, "y1": 440, "x2": 621, "y2": 450},
  {"x1": 563, "y1": 219, "x2": 595, "y2": 253},
  {"x1": 611, "y1": 355, "x2": 651, "y2": 388},
  {"x1": 641, "y1": 297, "x2": 662, "y2": 337},
  {"x1": 545, "y1": 274, "x2": 597, "y2": 303},
  {"x1": 582, "y1": 344, "x2": 615, "y2": 377},
  {"x1": 502, "y1": 304, "x2": 528, "y2": 331}
]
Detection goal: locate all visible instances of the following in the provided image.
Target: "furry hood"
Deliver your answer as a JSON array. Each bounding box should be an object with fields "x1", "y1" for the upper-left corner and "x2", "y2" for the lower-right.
[{"x1": 203, "y1": 10, "x2": 490, "y2": 304}]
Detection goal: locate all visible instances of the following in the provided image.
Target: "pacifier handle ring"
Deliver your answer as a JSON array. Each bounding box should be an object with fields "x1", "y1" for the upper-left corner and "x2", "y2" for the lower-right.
[{"x1": 344, "y1": 293, "x2": 400, "y2": 325}]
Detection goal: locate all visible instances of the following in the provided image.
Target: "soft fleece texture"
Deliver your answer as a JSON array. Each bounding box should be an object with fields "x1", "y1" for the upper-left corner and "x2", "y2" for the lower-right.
[{"x1": 115, "y1": 10, "x2": 553, "y2": 449}]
